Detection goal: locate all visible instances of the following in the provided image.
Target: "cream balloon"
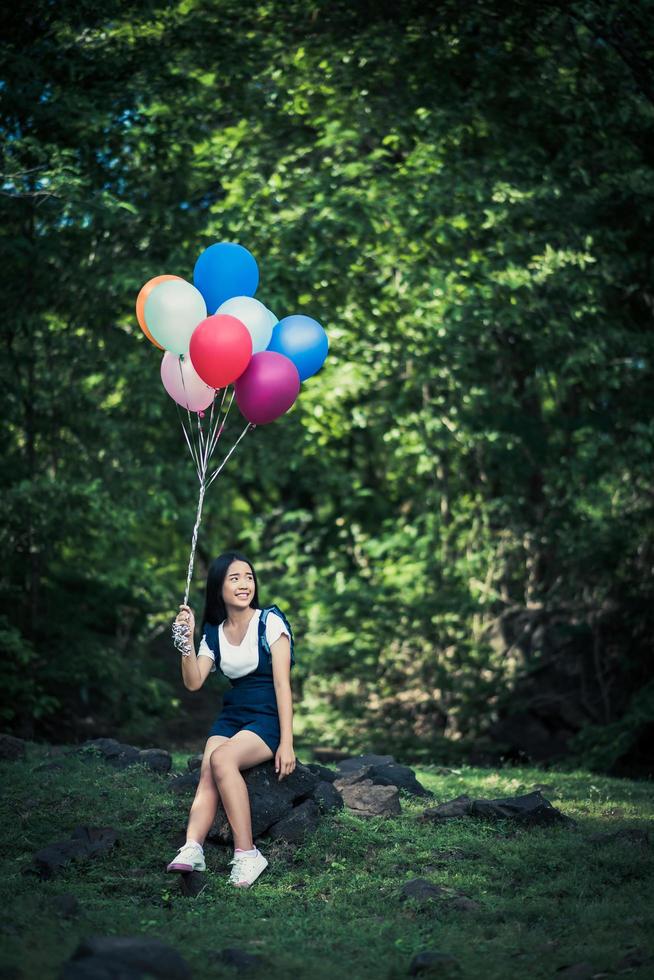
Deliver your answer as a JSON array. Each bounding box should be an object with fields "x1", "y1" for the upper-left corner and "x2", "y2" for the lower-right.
[
  {"x1": 145, "y1": 279, "x2": 207, "y2": 355},
  {"x1": 216, "y1": 295, "x2": 273, "y2": 354}
]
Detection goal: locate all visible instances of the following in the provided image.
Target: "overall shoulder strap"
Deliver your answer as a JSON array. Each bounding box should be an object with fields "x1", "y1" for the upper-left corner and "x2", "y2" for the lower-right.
[
  {"x1": 258, "y1": 605, "x2": 294, "y2": 660},
  {"x1": 258, "y1": 607, "x2": 272, "y2": 655},
  {"x1": 202, "y1": 622, "x2": 220, "y2": 654}
]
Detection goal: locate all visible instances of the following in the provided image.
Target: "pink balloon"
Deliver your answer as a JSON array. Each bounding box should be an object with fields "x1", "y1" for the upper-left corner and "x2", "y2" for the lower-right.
[
  {"x1": 234, "y1": 351, "x2": 301, "y2": 425},
  {"x1": 160, "y1": 351, "x2": 215, "y2": 412}
]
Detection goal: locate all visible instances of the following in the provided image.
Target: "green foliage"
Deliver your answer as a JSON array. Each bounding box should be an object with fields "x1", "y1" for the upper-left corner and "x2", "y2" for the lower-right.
[
  {"x1": 569, "y1": 681, "x2": 654, "y2": 774},
  {"x1": 1, "y1": 0, "x2": 652, "y2": 765}
]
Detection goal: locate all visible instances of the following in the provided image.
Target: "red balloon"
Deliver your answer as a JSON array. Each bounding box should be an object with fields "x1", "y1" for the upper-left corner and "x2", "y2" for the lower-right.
[{"x1": 189, "y1": 314, "x2": 252, "y2": 389}]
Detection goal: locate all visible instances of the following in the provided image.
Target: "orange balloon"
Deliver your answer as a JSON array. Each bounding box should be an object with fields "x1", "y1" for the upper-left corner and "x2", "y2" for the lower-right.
[{"x1": 135, "y1": 275, "x2": 183, "y2": 349}]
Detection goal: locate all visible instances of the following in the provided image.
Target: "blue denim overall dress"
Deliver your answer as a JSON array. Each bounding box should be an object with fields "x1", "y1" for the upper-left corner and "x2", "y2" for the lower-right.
[{"x1": 203, "y1": 607, "x2": 294, "y2": 754}]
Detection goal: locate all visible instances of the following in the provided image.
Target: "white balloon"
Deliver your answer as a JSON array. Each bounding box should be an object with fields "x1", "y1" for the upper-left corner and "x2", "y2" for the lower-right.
[
  {"x1": 144, "y1": 280, "x2": 207, "y2": 355},
  {"x1": 217, "y1": 295, "x2": 273, "y2": 354}
]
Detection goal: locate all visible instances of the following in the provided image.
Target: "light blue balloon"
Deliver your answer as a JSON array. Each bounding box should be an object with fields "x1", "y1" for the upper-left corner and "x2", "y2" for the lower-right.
[
  {"x1": 193, "y1": 242, "x2": 259, "y2": 313},
  {"x1": 265, "y1": 307, "x2": 278, "y2": 329},
  {"x1": 144, "y1": 279, "x2": 207, "y2": 355},
  {"x1": 267, "y1": 314, "x2": 329, "y2": 381},
  {"x1": 216, "y1": 296, "x2": 273, "y2": 354}
]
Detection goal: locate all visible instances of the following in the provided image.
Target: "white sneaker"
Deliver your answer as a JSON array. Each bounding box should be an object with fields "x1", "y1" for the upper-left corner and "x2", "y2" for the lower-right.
[
  {"x1": 166, "y1": 841, "x2": 206, "y2": 873},
  {"x1": 228, "y1": 850, "x2": 268, "y2": 887}
]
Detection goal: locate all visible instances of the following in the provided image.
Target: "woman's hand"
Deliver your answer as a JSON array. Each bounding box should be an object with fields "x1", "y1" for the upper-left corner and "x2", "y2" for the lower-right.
[
  {"x1": 275, "y1": 741, "x2": 296, "y2": 781},
  {"x1": 175, "y1": 604, "x2": 195, "y2": 634}
]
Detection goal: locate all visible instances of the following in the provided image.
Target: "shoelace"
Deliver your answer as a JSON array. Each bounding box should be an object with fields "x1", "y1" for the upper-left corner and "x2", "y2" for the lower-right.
[{"x1": 228, "y1": 855, "x2": 254, "y2": 881}]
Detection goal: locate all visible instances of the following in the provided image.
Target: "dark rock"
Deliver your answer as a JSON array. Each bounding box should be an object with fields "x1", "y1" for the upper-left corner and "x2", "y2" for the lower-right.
[
  {"x1": 61, "y1": 936, "x2": 191, "y2": 980},
  {"x1": 0, "y1": 734, "x2": 27, "y2": 761},
  {"x1": 447, "y1": 895, "x2": 480, "y2": 912},
  {"x1": 31, "y1": 826, "x2": 118, "y2": 879},
  {"x1": 177, "y1": 871, "x2": 208, "y2": 898},
  {"x1": 79, "y1": 739, "x2": 172, "y2": 774},
  {"x1": 333, "y1": 760, "x2": 429, "y2": 797},
  {"x1": 400, "y1": 879, "x2": 445, "y2": 903},
  {"x1": 367, "y1": 762, "x2": 430, "y2": 797},
  {"x1": 409, "y1": 950, "x2": 460, "y2": 975},
  {"x1": 207, "y1": 762, "x2": 320, "y2": 843},
  {"x1": 311, "y1": 747, "x2": 351, "y2": 763},
  {"x1": 616, "y1": 947, "x2": 650, "y2": 970},
  {"x1": 47, "y1": 745, "x2": 74, "y2": 757},
  {"x1": 211, "y1": 947, "x2": 265, "y2": 971},
  {"x1": 306, "y1": 763, "x2": 337, "y2": 783},
  {"x1": 421, "y1": 791, "x2": 573, "y2": 827},
  {"x1": 33, "y1": 760, "x2": 65, "y2": 772},
  {"x1": 399, "y1": 880, "x2": 477, "y2": 912},
  {"x1": 136, "y1": 749, "x2": 171, "y2": 774},
  {"x1": 79, "y1": 738, "x2": 140, "y2": 767},
  {"x1": 588, "y1": 828, "x2": 649, "y2": 848},
  {"x1": 555, "y1": 963, "x2": 595, "y2": 979},
  {"x1": 333, "y1": 777, "x2": 401, "y2": 818},
  {"x1": 52, "y1": 893, "x2": 80, "y2": 918},
  {"x1": 168, "y1": 772, "x2": 200, "y2": 794},
  {"x1": 187, "y1": 754, "x2": 202, "y2": 772},
  {"x1": 421, "y1": 795, "x2": 473, "y2": 822},
  {"x1": 333, "y1": 767, "x2": 374, "y2": 788},
  {"x1": 425, "y1": 850, "x2": 470, "y2": 865},
  {"x1": 336, "y1": 753, "x2": 395, "y2": 772},
  {"x1": 312, "y1": 780, "x2": 344, "y2": 813},
  {"x1": 267, "y1": 799, "x2": 321, "y2": 843},
  {"x1": 61, "y1": 960, "x2": 142, "y2": 979},
  {"x1": 470, "y1": 791, "x2": 573, "y2": 826}
]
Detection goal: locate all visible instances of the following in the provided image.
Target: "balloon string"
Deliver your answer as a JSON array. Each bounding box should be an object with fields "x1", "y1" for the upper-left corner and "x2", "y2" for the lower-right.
[
  {"x1": 197, "y1": 409, "x2": 204, "y2": 459},
  {"x1": 172, "y1": 410, "x2": 254, "y2": 650},
  {"x1": 201, "y1": 386, "x2": 219, "y2": 470},
  {"x1": 175, "y1": 358, "x2": 202, "y2": 477},
  {"x1": 179, "y1": 362, "x2": 202, "y2": 469},
  {"x1": 207, "y1": 422, "x2": 254, "y2": 488},
  {"x1": 175, "y1": 402, "x2": 201, "y2": 480},
  {"x1": 182, "y1": 481, "x2": 206, "y2": 606},
  {"x1": 207, "y1": 389, "x2": 235, "y2": 461},
  {"x1": 203, "y1": 387, "x2": 227, "y2": 470},
  {"x1": 179, "y1": 355, "x2": 203, "y2": 472}
]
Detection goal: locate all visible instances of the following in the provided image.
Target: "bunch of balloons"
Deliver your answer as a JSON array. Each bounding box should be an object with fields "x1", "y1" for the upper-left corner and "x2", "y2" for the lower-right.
[
  {"x1": 135, "y1": 241, "x2": 329, "y2": 425},
  {"x1": 135, "y1": 241, "x2": 329, "y2": 612}
]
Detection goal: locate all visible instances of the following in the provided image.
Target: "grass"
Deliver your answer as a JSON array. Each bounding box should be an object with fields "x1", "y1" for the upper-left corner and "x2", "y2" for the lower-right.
[{"x1": 1, "y1": 743, "x2": 653, "y2": 979}]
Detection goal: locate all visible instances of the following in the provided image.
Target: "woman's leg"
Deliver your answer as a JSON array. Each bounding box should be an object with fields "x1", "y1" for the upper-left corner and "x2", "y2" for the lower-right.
[
  {"x1": 210, "y1": 731, "x2": 274, "y2": 851},
  {"x1": 185, "y1": 734, "x2": 231, "y2": 845}
]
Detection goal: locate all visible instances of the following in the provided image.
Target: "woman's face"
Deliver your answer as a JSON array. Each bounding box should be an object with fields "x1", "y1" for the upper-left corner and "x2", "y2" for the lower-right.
[{"x1": 221, "y1": 560, "x2": 255, "y2": 609}]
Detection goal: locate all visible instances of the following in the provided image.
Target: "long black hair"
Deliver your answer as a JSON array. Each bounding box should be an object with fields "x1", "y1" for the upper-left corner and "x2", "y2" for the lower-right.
[{"x1": 201, "y1": 551, "x2": 260, "y2": 632}]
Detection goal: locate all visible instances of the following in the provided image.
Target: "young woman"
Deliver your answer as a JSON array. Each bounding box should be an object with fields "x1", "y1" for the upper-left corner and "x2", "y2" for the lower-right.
[{"x1": 166, "y1": 551, "x2": 296, "y2": 887}]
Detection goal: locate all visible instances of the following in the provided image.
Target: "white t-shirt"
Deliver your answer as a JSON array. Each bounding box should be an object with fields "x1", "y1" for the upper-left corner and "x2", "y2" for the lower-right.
[{"x1": 197, "y1": 609, "x2": 290, "y2": 679}]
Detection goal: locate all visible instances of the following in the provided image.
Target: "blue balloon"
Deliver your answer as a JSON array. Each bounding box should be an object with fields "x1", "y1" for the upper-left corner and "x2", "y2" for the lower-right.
[
  {"x1": 193, "y1": 242, "x2": 259, "y2": 313},
  {"x1": 267, "y1": 314, "x2": 329, "y2": 381}
]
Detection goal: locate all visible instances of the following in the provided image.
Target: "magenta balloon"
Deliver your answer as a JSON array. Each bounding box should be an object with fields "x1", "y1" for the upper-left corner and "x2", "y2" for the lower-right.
[
  {"x1": 160, "y1": 351, "x2": 215, "y2": 412},
  {"x1": 234, "y1": 351, "x2": 300, "y2": 425}
]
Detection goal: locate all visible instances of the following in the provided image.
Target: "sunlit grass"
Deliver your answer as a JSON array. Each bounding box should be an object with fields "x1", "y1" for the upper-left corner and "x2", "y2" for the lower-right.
[{"x1": 1, "y1": 744, "x2": 652, "y2": 979}]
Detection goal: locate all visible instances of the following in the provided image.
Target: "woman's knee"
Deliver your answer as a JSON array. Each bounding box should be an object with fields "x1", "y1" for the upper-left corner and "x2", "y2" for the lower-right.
[{"x1": 209, "y1": 744, "x2": 237, "y2": 780}]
